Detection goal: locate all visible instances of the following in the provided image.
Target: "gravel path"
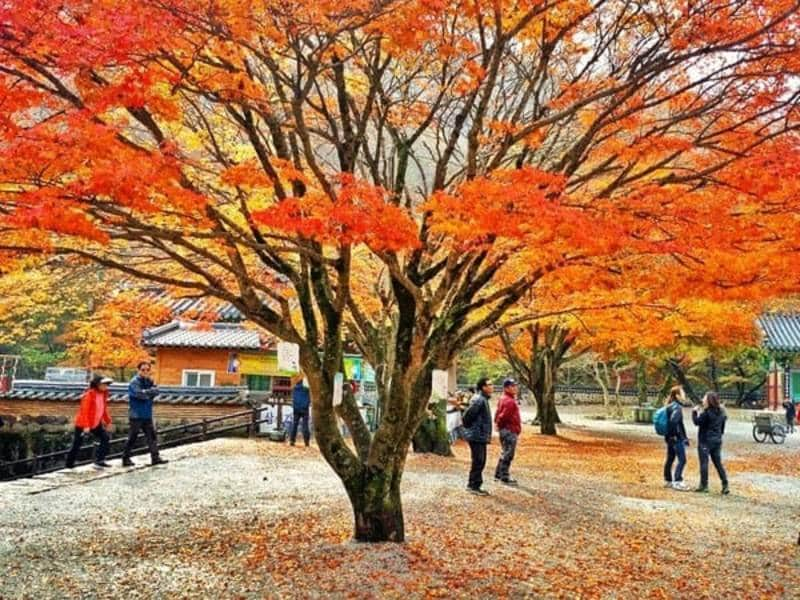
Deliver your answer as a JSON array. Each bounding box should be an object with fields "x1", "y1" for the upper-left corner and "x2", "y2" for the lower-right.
[{"x1": 1, "y1": 410, "x2": 798, "y2": 599}]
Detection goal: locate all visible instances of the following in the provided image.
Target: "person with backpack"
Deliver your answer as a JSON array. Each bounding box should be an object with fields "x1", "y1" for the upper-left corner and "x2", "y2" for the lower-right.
[
  {"x1": 659, "y1": 385, "x2": 690, "y2": 491},
  {"x1": 66, "y1": 374, "x2": 114, "y2": 469},
  {"x1": 692, "y1": 391, "x2": 729, "y2": 494},
  {"x1": 462, "y1": 377, "x2": 493, "y2": 496},
  {"x1": 494, "y1": 378, "x2": 521, "y2": 486},
  {"x1": 782, "y1": 399, "x2": 796, "y2": 434}
]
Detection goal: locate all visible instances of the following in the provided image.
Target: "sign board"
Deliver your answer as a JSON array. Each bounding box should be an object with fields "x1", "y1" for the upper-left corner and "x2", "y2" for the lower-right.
[
  {"x1": 343, "y1": 356, "x2": 362, "y2": 381},
  {"x1": 333, "y1": 372, "x2": 344, "y2": 407},
  {"x1": 239, "y1": 353, "x2": 294, "y2": 377},
  {"x1": 277, "y1": 342, "x2": 300, "y2": 374},
  {"x1": 432, "y1": 369, "x2": 450, "y2": 400}
]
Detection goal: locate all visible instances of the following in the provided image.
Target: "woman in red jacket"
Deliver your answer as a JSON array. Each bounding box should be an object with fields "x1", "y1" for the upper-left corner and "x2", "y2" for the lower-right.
[{"x1": 66, "y1": 375, "x2": 113, "y2": 468}]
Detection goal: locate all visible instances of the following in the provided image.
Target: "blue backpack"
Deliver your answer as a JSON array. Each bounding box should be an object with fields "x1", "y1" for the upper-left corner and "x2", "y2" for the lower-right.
[{"x1": 653, "y1": 406, "x2": 669, "y2": 436}]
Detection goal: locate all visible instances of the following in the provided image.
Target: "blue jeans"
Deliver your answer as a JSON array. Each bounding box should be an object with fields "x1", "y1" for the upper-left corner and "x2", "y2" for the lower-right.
[{"x1": 664, "y1": 438, "x2": 687, "y2": 482}]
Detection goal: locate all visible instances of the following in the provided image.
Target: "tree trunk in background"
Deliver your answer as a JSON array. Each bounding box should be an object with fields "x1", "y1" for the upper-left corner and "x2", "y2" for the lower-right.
[
  {"x1": 637, "y1": 362, "x2": 648, "y2": 406},
  {"x1": 411, "y1": 398, "x2": 452, "y2": 456},
  {"x1": 538, "y1": 352, "x2": 559, "y2": 435},
  {"x1": 667, "y1": 358, "x2": 700, "y2": 403},
  {"x1": 500, "y1": 323, "x2": 575, "y2": 436}
]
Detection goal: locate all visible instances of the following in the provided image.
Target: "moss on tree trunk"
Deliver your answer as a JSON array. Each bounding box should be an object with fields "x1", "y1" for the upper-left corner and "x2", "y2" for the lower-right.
[{"x1": 411, "y1": 398, "x2": 452, "y2": 456}]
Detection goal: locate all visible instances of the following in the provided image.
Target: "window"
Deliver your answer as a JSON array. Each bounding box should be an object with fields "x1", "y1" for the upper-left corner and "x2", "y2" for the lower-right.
[
  {"x1": 182, "y1": 369, "x2": 215, "y2": 387},
  {"x1": 792, "y1": 371, "x2": 800, "y2": 402},
  {"x1": 246, "y1": 374, "x2": 271, "y2": 392}
]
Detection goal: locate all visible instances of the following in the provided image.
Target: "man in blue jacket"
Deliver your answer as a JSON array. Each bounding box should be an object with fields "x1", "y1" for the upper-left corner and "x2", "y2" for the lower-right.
[
  {"x1": 121, "y1": 361, "x2": 167, "y2": 466},
  {"x1": 290, "y1": 377, "x2": 311, "y2": 447},
  {"x1": 462, "y1": 377, "x2": 493, "y2": 495}
]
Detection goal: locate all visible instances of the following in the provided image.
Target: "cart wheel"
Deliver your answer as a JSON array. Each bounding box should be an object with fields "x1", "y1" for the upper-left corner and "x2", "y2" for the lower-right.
[
  {"x1": 770, "y1": 426, "x2": 786, "y2": 444},
  {"x1": 753, "y1": 426, "x2": 767, "y2": 443}
]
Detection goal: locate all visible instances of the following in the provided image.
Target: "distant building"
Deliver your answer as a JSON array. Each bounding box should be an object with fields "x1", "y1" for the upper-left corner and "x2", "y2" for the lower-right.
[
  {"x1": 142, "y1": 320, "x2": 375, "y2": 398},
  {"x1": 758, "y1": 313, "x2": 800, "y2": 409}
]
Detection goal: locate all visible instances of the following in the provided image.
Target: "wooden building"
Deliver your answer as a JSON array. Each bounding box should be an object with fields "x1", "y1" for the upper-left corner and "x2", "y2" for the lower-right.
[
  {"x1": 758, "y1": 313, "x2": 800, "y2": 409},
  {"x1": 143, "y1": 320, "x2": 375, "y2": 397}
]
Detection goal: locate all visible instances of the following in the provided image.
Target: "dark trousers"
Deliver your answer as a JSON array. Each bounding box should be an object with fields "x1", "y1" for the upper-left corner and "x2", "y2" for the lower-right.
[
  {"x1": 698, "y1": 442, "x2": 728, "y2": 488},
  {"x1": 290, "y1": 410, "x2": 310, "y2": 445},
  {"x1": 468, "y1": 441, "x2": 487, "y2": 490},
  {"x1": 122, "y1": 418, "x2": 160, "y2": 462},
  {"x1": 494, "y1": 430, "x2": 518, "y2": 480},
  {"x1": 66, "y1": 425, "x2": 109, "y2": 467},
  {"x1": 787, "y1": 416, "x2": 795, "y2": 433},
  {"x1": 664, "y1": 439, "x2": 687, "y2": 482}
]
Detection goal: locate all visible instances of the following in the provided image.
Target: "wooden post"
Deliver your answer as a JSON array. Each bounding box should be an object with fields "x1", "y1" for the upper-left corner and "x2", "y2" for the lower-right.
[
  {"x1": 250, "y1": 408, "x2": 258, "y2": 438},
  {"x1": 201, "y1": 418, "x2": 208, "y2": 440}
]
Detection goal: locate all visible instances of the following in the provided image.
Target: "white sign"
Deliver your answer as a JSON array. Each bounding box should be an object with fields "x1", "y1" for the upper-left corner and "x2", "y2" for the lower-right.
[
  {"x1": 332, "y1": 372, "x2": 344, "y2": 407},
  {"x1": 277, "y1": 341, "x2": 300, "y2": 373},
  {"x1": 432, "y1": 369, "x2": 450, "y2": 400}
]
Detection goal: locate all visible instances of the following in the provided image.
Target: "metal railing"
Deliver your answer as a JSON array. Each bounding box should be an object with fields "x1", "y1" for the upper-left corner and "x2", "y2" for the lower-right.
[{"x1": 1, "y1": 407, "x2": 281, "y2": 481}]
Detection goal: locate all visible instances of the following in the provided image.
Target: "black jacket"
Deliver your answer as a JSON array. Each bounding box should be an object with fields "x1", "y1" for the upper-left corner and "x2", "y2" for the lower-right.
[
  {"x1": 463, "y1": 392, "x2": 492, "y2": 444},
  {"x1": 666, "y1": 402, "x2": 688, "y2": 442},
  {"x1": 692, "y1": 407, "x2": 726, "y2": 446},
  {"x1": 784, "y1": 401, "x2": 796, "y2": 420}
]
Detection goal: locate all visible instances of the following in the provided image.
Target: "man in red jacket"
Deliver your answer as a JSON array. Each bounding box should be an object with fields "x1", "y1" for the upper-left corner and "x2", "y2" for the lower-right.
[{"x1": 494, "y1": 378, "x2": 522, "y2": 486}]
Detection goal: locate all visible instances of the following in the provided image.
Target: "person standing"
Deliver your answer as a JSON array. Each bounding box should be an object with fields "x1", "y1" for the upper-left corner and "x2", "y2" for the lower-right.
[
  {"x1": 463, "y1": 377, "x2": 493, "y2": 496},
  {"x1": 663, "y1": 385, "x2": 690, "y2": 491},
  {"x1": 66, "y1": 375, "x2": 114, "y2": 469},
  {"x1": 121, "y1": 361, "x2": 167, "y2": 467},
  {"x1": 692, "y1": 392, "x2": 729, "y2": 494},
  {"x1": 494, "y1": 378, "x2": 521, "y2": 486},
  {"x1": 290, "y1": 377, "x2": 311, "y2": 447},
  {"x1": 783, "y1": 399, "x2": 796, "y2": 434}
]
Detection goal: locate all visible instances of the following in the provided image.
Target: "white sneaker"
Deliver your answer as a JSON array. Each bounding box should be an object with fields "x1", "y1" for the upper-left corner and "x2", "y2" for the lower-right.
[
  {"x1": 672, "y1": 481, "x2": 690, "y2": 491},
  {"x1": 663, "y1": 481, "x2": 673, "y2": 488}
]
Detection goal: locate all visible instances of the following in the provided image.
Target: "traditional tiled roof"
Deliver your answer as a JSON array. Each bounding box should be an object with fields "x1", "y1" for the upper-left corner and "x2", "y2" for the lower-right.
[
  {"x1": 2, "y1": 380, "x2": 248, "y2": 405},
  {"x1": 142, "y1": 321, "x2": 262, "y2": 349},
  {"x1": 758, "y1": 313, "x2": 800, "y2": 352}
]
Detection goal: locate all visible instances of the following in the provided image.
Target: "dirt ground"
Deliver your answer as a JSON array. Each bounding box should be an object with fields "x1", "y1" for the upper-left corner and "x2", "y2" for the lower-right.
[{"x1": 1, "y1": 407, "x2": 799, "y2": 599}]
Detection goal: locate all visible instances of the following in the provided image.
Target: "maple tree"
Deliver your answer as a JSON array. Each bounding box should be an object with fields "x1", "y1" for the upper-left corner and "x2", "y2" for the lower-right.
[{"x1": 2, "y1": 0, "x2": 800, "y2": 542}]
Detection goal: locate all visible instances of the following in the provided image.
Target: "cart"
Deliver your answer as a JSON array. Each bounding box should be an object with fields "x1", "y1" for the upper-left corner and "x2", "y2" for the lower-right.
[{"x1": 752, "y1": 413, "x2": 786, "y2": 444}]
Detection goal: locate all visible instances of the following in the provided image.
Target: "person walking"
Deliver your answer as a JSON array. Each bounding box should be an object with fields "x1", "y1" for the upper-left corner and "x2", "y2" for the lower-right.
[
  {"x1": 692, "y1": 392, "x2": 729, "y2": 494},
  {"x1": 66, "y1": 375, "x2": 114, "y2": 469},
  {"x1": 494, "y1": 378, "x2": 521, "y2": 486},
  {"x1": 463, "y1": 377, "x2": 493, "y2": 496},
  {"x1": 783, "y1": 399, "x2": 796, "y2": 434},
  {"x1": 290, "y1": 377, "x2": 311, "y2": 447},
  {"x1": 663, "y1": 386, "x2": 690, "y2": 491},
  {"x1": 121, "y1": 361, "x2": 167, "y2": 467}
]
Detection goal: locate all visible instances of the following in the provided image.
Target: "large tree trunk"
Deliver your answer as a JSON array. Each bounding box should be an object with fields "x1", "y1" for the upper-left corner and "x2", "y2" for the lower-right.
[{"x1": 347, "y1": 463, "x2": 405, "y2": 542}]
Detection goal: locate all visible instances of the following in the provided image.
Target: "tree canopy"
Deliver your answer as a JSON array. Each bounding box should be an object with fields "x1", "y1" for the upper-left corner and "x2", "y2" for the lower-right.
[{"x1": 2, "y1": 0, "x2": 800, "y2": 541}]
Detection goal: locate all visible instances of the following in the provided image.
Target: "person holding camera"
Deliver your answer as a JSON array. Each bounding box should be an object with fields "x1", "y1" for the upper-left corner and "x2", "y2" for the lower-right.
[
  {"x1": 692, "y1": 391, "x2": 729, "y2": 494},
  {"x1": 121, "y1": 360, "x2": 168, "y2": 467}
]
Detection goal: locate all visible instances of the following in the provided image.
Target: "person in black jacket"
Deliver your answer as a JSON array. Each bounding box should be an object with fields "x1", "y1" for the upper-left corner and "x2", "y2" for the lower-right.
[
  {"x1": 692, "y1": 391, "x2": 729, "y2": 494},
  {"x1": 663, "y1": 386, "x2": 690, "y2": 491},
  {"x1": 783, "y1": 400, "x2": 796, "y2": 434},
  {"x1": 462, "y1": 377, "x2": 493, "y2": 496}
]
